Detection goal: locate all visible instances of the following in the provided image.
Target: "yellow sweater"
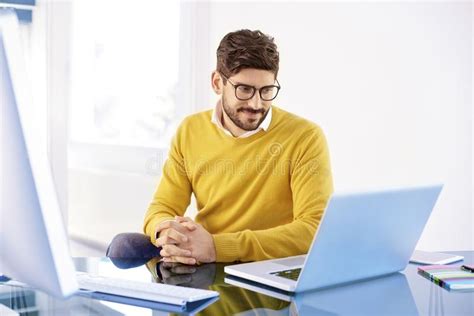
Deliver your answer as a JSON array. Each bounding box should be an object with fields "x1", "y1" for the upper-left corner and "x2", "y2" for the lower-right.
[{"x1": 143, "y1": 106, "x2": 333, "y2": 262}]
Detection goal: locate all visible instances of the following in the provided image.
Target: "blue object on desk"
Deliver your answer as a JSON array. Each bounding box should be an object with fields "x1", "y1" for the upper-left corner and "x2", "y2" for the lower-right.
[
  {"x1": 106, "y1": 233, "x2": 162, "y2": 269},
  {"x1": 0, "y1": 275, "x2": 11, "y2": 282}
]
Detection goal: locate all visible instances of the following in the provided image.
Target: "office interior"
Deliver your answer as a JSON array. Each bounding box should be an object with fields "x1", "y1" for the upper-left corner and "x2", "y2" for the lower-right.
[{"x1": 2, "y1": 0, "x2": 472, "y2": 256}]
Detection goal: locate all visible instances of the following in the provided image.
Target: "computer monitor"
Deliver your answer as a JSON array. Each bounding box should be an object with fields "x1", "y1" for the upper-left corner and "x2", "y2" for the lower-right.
[{"x1": 0, "y1": 10, "x2": 78, "y2": 298}]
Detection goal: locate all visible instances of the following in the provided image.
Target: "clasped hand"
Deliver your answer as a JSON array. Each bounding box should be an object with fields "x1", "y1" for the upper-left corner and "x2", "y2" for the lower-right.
[{"x1": 154, "y1": 216, "x2": 216, "y2": 265}]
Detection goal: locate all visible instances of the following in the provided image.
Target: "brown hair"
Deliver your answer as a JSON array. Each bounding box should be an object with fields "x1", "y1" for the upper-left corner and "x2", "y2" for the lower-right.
[{"x1": 216, "y1": 29, "x2": 279, "y2": 80}]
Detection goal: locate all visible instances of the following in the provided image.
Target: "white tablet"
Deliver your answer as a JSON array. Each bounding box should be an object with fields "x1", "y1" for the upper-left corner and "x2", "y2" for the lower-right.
[{"x1": 410, "y1": 250, "x2": 464, "y2": 265}]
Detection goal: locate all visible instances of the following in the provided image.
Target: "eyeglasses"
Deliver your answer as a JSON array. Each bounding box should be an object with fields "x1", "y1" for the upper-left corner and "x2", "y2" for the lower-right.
[{"x1": 220, "y1": 73, "x2": 281, "y2": 101}]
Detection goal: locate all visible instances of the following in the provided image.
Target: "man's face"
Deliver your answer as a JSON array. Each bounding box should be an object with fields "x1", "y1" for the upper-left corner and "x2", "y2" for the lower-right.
[{"x1": 220, "y1": 69, "x2": 276, "y2": 132}]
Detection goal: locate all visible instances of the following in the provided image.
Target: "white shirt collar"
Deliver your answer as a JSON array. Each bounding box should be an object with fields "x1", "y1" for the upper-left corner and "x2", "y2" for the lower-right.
[{"x1": 211, "y1": 100, "x2": 272, "y2": 138}]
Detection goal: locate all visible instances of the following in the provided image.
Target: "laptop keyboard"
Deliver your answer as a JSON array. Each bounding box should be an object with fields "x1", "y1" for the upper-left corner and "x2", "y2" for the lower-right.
[{"x1": 270, "y1": 268, "x2": 301, "y2": 281}]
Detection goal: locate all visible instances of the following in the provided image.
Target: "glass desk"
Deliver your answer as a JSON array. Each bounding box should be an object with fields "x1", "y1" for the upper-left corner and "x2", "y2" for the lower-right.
[{"x1": 0, "y1": 251, "x2": 472, "y2": 315}]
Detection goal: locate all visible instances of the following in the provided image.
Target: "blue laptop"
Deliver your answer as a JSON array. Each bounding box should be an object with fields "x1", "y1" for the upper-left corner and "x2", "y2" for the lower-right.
[{"x1": 224, "y1": 185, "x2": 443, "y2": 292}]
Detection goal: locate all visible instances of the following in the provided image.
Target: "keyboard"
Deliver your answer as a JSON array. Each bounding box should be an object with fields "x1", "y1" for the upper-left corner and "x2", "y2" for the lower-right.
[
  {"x1": 76, "y1": 272, "x2": 219, "y2": 306},
  {"x1": 270, "y1": 268, "x2": 301, "y2": 281}
]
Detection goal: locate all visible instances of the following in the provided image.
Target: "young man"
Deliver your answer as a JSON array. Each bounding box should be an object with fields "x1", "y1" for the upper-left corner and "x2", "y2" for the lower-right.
[{"x1": 143, "y1": 29, "x2": 333, "y2": 264}]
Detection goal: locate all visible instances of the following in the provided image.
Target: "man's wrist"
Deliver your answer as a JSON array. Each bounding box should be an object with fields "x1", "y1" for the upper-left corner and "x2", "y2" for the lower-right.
[
  {"x1": 209, "y1": 238, "x2": 217, "y2": 262},
  {"x1": 212, "y1": 232, "x2": 240, "y2": 262}
]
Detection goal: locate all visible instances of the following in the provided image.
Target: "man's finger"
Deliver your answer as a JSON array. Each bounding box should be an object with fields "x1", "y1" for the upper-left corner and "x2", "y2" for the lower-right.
[
  {"x1": 175, "y1": 216, "x2": 197, "y2": 230},
  {"x1": 163, "y1": 256, "x2": 197, "y2": 265},
  {"x1": 165, "y1": 228, "x2": 189, "y2": 243},
  {"x1": 155, "y1": 234, "x2": 178, "y2": 247},
  {"x1": 175, "y1": 216, "x2": 194, "y2": 223},
  {"x1": 175, "y1": 216, "x2": 193, "y2": 222},
  {"x1": 171, "y1": 265, "x2": 196, "y2": 274},
  {"x1": 157, "y1": 220, "x2": 190, "y2": 234},
  {"x1": 160, "y1": 244, "x2": 192, "y2": 257},
  {"x1": 159, "y1": 264, "x2": 173, "y2": 279},
  {"x1": 161, "y1": 262, "x2": 181, "y2": 270},
  {"x1": 154, "y1": 219, "x2": 174, "y2": 238},
  {"x1": 160, "y1": 262, "x2": 196, "y2": 274},
  {"x1": 156, "y1": 228, "x2": 188, "y2": 246},
  {"x1": 163, "y1": 274, "x2": 193, "y2": 285},
  {"x1": 181, "y1": 222, "x2": 197, "y2": 231}
]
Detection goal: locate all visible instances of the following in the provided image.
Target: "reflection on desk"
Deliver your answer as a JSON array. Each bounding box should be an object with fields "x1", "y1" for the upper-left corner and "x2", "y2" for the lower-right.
[
  {"x1": 144, "y1": 258, "x2": 290, "y2": 315},
  {"x1": 128, "y1": 251, "x2": 474, "y2": 316},
  {"x1": 226, "y1": 272, "x2": 418, "y2": 315},
  {"x1": 0, "y1": 251, "x2": 473, "y2": 315}
]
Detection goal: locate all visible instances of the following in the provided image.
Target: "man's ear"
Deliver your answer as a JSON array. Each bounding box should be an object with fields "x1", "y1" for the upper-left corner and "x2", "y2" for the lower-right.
[{"x1": 211, "y1": 71, "x2": 223, "y2": 95}]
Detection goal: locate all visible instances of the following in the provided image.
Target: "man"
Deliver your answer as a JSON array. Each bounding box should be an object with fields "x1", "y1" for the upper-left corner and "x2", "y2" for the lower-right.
[{"x1": 143, "y1": 29, "x2": 333, "y2": 265}]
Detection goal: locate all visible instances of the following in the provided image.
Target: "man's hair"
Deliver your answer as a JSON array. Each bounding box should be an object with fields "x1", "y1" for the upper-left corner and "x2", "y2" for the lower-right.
[{"x1": 216, "y1": 29, "x2": 279, "y2": 79}]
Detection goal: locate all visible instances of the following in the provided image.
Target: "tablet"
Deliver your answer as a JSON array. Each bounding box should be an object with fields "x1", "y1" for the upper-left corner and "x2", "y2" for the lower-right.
[{"x1": 409, "y1": 250, "x2": 464, "y2": 265}]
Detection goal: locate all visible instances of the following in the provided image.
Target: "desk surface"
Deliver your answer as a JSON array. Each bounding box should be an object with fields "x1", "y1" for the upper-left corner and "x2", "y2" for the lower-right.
[{"x1": 0, "y1": 251, "x2": 472, "y2": 315}]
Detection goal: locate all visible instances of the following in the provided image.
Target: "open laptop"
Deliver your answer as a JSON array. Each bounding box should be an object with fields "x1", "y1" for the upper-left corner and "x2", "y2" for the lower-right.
[{"x1": 225, "y1": 185, "x2": 442, "y2": 292}]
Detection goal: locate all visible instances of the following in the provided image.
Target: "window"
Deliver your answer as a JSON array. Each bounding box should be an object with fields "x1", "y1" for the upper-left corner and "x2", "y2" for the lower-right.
[{"x1": 69, "y1": 0, "x2": 182, "y2": 148}]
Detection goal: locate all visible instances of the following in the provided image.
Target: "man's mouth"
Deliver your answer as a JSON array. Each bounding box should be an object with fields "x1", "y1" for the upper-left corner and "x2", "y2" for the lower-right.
[{"x1": 239, "y1": 108, "x2": 264, "y2": 115}]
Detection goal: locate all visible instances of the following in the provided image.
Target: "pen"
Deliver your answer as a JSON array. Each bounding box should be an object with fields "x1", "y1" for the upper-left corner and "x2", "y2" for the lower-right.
[{"x1": 461, "y1": 265, "x2": 474, "y2": 273}]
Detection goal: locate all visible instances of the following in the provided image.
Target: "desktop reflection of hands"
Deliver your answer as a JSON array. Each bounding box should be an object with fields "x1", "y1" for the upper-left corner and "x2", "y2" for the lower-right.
[
  {"x1": 147, "y1": 259, "x2": 216, "y2": 290},
  {"x1": 145, "y1": 260, "x2": 290, "y2": 315}
]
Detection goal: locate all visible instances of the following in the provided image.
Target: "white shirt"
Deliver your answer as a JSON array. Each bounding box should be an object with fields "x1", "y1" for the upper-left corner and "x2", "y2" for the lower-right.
[{"x1": 211, "y1": 100, "x2": 272, "y2": 138}]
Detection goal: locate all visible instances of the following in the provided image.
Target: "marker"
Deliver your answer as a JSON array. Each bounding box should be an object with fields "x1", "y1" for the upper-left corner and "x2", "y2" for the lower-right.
[{"x1": 461, "y1": 265, "x2": 474, "y2": 273}]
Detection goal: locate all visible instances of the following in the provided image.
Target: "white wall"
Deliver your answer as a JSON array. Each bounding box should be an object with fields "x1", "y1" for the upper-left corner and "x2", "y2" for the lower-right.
[{"x1": 197, "y1": 1, "x2": 472, "y2": 251}]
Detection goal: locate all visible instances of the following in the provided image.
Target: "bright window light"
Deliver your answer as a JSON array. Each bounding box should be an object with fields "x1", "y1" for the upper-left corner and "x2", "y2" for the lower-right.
[{"x1": 69, "y1": 0, "x2": 181, "y2": 147}]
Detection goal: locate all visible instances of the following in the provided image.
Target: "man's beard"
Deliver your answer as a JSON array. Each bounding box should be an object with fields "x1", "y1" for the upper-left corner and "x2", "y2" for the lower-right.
[{"x1": 221, "y1": 93, "x2": 269, "y2": 131}]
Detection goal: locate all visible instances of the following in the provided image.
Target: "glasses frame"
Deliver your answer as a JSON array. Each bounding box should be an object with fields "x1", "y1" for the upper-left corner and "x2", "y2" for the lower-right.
[{"x1": 220, "y1": 73, "x2": 281, "y2": 101}]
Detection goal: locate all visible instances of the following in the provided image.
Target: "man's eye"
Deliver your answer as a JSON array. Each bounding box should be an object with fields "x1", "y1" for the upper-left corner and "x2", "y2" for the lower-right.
[
  {"x1": 262, "y1": 87, "x2": 274, "y2": 94},
  {"x1": 238, "y1": 86, "x2": 253, "y2": 93}
]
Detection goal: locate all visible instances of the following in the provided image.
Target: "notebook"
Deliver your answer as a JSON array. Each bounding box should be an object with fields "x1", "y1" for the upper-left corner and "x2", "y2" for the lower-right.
[{"x1": 418, "y1": 265, "x2": 474, "y2": 291}]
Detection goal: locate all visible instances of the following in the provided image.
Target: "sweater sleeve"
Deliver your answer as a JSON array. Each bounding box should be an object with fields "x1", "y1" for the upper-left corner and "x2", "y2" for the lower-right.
[
  {"x1": 143, "y1": 123, "x2": 193, "y2": 243},
  {"x1": 212, "y1": 127, "x2": 334, "y2": 262}
]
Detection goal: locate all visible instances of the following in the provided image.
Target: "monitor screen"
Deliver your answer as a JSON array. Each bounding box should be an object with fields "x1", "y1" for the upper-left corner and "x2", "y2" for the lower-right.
[{"x1": 0, "y1": 9, "x2": 78, "y2": 298}]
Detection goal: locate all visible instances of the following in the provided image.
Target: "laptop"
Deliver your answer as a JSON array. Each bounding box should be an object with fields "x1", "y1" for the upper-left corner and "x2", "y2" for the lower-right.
[{"x1": 224, "y1": 185, "x2": 442, "y2": 292}]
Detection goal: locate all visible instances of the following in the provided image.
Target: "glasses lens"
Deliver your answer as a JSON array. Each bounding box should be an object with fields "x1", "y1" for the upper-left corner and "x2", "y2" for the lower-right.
[
  {"x1": 260, "y1": 86, "x2": 279, "y2": 101},
  {"x1": 235, "y1": 85, "x2": 255, "y2": 100}
]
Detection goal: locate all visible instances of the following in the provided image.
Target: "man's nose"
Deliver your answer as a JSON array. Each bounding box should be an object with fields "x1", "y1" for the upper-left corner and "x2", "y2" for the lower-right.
[{"x1": 246, "y1": 92, "x2": 263, "y2": 110}]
